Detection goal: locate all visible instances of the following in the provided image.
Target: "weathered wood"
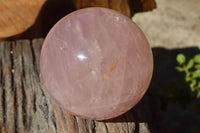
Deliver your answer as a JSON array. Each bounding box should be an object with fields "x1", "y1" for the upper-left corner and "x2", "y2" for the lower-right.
[
  {"x1": 0, "y1": 0, "x2": 47, "y2": 38},
  {"x1": 0, "y1": 39, "x2": 150, "y2": 133},
  {"x1": 0, "y1": 41, "x2": 15, "y2": 133}
]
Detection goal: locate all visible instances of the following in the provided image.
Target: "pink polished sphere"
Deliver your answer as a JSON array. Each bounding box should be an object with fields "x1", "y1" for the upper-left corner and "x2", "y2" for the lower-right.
[{"x1": 40, "y1": 7, "x2": 153, "y2": 120}]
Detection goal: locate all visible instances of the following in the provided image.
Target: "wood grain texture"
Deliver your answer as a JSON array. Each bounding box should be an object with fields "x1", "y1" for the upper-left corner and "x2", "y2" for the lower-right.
[
  {"x1": 0, "y1": 39, "x2": 151, "y2": 133},
  {"x1": 0, "y1": 0, "x2": 47, "y2": 38}
]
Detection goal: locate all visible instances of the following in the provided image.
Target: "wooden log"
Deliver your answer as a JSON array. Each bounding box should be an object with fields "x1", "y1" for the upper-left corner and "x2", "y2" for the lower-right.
[{"x1": 0, "y1": 39, "x2": 150, "y2": 133}]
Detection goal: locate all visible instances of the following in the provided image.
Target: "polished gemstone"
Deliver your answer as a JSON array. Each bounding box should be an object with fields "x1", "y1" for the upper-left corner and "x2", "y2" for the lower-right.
[{"x1": 40, "y1": 7, "x2": 153, "y2": 120}]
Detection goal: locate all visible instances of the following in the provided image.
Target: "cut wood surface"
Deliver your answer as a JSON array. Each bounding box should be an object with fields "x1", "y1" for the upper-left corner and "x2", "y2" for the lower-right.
[
  {"x1": 0, "y1": 0, "x2": 47, "y2": 38},
  {"x1": 0, "y1": 39, "x2": 151, "y2": 133}
]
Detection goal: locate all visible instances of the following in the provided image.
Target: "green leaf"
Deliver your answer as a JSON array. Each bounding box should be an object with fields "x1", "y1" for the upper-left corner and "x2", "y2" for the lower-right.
[
  {"x1": 196, "y1": 69, "x2": 200, "y2": 77},
  {"x1": 193, "y1": 69, "x2": 200, "y2": 78},
  {"x1": 190, "y1": 80, "x2": 197, "y2": 92},
  {"x1": 190, "y1": 84, "x2": 195, "y2": 92},
  {"x1": 198, "y1": 82, "x2": 200, "y2": 88},
  {"x1": 186, "y1": 59, "x2": 194, "y2": 69},
  {"x1": 175, "y1": 66, "x2": 184, "y2": 72},
  {"x1": 192, "y1": 79, "x2": 197, "y2": 85},
  {"x1": 194, "y1": 54, "x2": 200, "y2": 63},
  {"x1": 195, "y1": 64, "x2": 200, "y2": 69},
  {"x1": 176, "y1": 54, "x2": 186, "y2": 65},
  {"x1": 185, "y1": 73, "x2": 191, "y2": 82},
  {"x1": 192, "y1": 71, "x2": 198, "y2": 78},
  {"x1": 197, "y1": 92, "x2": 200, "y2": 98}
]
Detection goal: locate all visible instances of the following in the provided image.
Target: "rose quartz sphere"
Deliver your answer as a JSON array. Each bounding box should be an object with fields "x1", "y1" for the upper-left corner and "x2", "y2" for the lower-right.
[{"x1": 40, "y1": 7, "x2": 153, "y2": 120}]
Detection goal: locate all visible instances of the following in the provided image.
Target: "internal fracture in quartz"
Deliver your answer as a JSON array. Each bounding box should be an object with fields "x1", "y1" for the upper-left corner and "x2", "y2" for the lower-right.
[
  {"x1": 103, "y1": 54, "x2": 122, "y2": 81},
  {"x1": 40, "y1": 7, "x2": 153, "y2": 120}
]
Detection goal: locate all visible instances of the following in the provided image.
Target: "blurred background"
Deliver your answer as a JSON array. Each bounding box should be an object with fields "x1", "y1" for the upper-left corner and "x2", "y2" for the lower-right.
[
  {"x1": 133, "y1": 0, "x2": 200, "y2": 132},
  {"x1": 0, "y1": 0, "x2": 200, "y2": 133}
]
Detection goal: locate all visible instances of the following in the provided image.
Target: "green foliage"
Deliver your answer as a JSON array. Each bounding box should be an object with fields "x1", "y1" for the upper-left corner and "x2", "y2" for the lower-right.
[
  {"x1": 194, "y1": 54, "x2": 200, "y2": 63},
  {"x1": 176, "y1": 53, "x2": 200, "y2": 98},
  {"x1": 187, "y1": 59, "x2": 194, "y2": 69},
  {"x1": 176, "y1": 54, "x2": 186, "y2": 65}
]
